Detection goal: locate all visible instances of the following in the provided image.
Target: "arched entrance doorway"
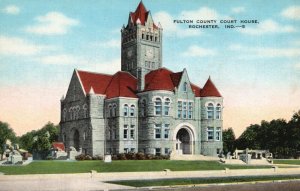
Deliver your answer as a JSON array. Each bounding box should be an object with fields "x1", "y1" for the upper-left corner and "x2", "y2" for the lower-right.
[
  {"x1": 73, "y1": 130, "x2": 80, "y2": 151},
  {"x1": 175, "y1": 128, "x2": 193, "y2": 154}
]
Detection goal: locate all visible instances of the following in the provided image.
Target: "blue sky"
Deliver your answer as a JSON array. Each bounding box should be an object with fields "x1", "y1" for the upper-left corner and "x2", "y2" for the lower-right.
[{"x1": 0, "y1": 0, "x2": 299, "y2": 136}]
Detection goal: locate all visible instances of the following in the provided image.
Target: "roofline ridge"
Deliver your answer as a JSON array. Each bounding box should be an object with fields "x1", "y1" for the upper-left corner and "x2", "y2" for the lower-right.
[
  {"x1": 116, "y1": 70, "x2": 137, "y2": 80},
  {"x1": 76, "y1": 69, "x2": 113, "y2": 76}
]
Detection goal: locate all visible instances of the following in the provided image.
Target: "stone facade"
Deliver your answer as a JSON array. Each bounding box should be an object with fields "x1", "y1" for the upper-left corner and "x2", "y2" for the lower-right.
[{"x1": 60, "y1": 2, "x2": 223, "y2": 157}]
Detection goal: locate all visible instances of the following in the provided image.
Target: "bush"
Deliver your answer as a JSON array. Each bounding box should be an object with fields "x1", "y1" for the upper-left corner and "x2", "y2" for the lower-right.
[
  {"x1": 75, "y1": 154, "x2": 86, "y2": 161},
  {"x1": 92, "y1": 155, "x2": 103, "y2": 160},
  {"x1": 136, "y1": 152, "x2": 146, "y2": 160},
  {"x1": 117, "y1": 153, "x2": 127, "y2": 160}
]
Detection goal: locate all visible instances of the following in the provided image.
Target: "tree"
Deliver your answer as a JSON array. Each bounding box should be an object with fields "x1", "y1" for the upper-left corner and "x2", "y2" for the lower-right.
[
  {"x1": 236, "y1": 124, "x2": 260, "y2": 150},
  {"x1": 222, "y1": 127, "x2": 236, "y2": 154},
  {"x1": 19, "y1": 122, "x2": 59, "y2": 153},
  {"x1": 0, "y1": 121, "x2": 17, "y2": 154},
  {"x1": 235, "y1": 110, "x2": 300, "y2": 159}
]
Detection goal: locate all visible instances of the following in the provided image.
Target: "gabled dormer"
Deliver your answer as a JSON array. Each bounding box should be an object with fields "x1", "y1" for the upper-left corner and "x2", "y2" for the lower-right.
[
  {"x1": 177, "y1": 68, "x2": 193, "y2": 93},
  {"x1": 63, "y1": 69, "x2": 86, "y2": 103}
]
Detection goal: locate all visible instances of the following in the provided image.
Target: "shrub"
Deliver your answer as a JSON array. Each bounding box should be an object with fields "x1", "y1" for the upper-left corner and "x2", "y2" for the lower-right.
[
  {"x1": 125, "y1": 152, "x2": 136, "y2": 160},
  {"x1": 136, "y1": 152, "x2": 146, "y2": 160},
  {"x1": 92, "y1": 155, "x2": 103, "y2": 160},
  {"x1": 117, "y1": 153, "x2": 127, "y2": 160},
  {"x1": 75, "y1": 154, "x2": 86, "y2": 161}
]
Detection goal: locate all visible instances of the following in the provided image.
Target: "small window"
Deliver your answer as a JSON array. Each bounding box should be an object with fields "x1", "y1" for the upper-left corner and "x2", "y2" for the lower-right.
[
  {"x1": 207, "y1": 103, "x2": 214, "y2": 119},
  {"x1": 183, "y1": 82, "x2": 188, "y2": 92},
  {"x1": 123, "y1": 104, "x2": 129, "y2": 116},
  {"x1": 165, "y1": 148, "x2": 170, "y2": 155},
  {"x1": 155, "y1": 148, "x2": 161, "y2": 156},
  {"x1": 155, "y1": 98, "x2": 162, "y2": 115},
  {"x1": 216, "y1": 104, "x2": 221, "y2": 119},
  {"x1": 112, "y1": 104, "x2": 117, "y2": 117},
  {"x1": 124, "y1": 148, "x2": 129, "y2": 153},
  {"x1": 130, "y1": 105, "x2": 135, "y2": 117},
  {"x1": 164, "y1": 129, "x2": 169, "y2": 139},
  {"x1": 183, "y1": 102, "x2": 187, "y2": 119},
  {"x1": 207, "y1": 127, "x2": 214, "y2": 141},
  {"x1": 216, "y1": 127, "x2": 221, "y2": 141},
  {"x1": 108, "y1": 105, "x2": 112, "y2": 117},
  {"x1": 177, "y1": 101, "x2": 182, "y2": 118},
  {"x1": 142, "y1": 33, "x2": 144, "y2": 39},
  {"x1": 123, "y1": 125, "x2": 128, "y2": 139},
  {"x1": 146, "y1": 35, "x2": 149, "y2": 40},
  {"x1": 130, "y1": 129, "x2": 134, "y2": 139},
  {"x1": 83, "y1": 131, "x2": 86, "y2": 141},
  {"x1": 188, "y1": 102, "x2": 193, "y2": 119},
  {"x1": 141, "y1": 99, "x2": 147, "y2": 117},
  {"x1": 155, "y1": 124, "x2": 161, "y2": 139},
  {"x1": 164, "y1": 98, "x2": 170, "y2": 116}
]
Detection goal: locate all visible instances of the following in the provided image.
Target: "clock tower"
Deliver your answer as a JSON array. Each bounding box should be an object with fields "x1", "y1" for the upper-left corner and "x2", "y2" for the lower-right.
[{"x1": 121, "y1": 2, "x2": 162, "y2": 91}]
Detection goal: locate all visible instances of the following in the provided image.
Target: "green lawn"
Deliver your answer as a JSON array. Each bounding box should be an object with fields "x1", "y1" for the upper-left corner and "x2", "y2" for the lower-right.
[
  {"x1": 107, "y1": 175, "x2": 300, "y2": 187},
  {"x1": 273, "y1": 160, "x2": 300, "y2": 165},
  {"x1": 0, "y1": 160, "x2": 271, "y2": 175}
]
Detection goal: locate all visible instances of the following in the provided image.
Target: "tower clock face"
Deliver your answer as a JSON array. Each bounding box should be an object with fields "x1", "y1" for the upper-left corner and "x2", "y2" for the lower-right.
[
  {"x1": 127, "y1": 49, "x2": 133, "y2": 58},
  {"x1": 146, "y1": 48, "x2": 153, "y2": 59}
]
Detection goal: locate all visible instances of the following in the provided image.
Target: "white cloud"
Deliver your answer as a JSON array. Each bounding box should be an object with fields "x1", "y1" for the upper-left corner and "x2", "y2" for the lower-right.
[
  {"x1": 0, "y1": 35, "x2": 48, "y2": 56},
  {"x1": 179, "y1": 7, "x2": 220, "y2": 20},
  {"x1": 181, "y1": 45, "x2": 216, "y2": 57},
  {"x1": 79, "y1": 58, "x2": 121, "y2": 74},
  {"x1": 153, "y1": 11, "x2": 202, "y2": 38},
  {"x1": 229, "y1": 44, "x2": 300, "y2": 58},
  {"x1": 231, "y1": 7, "x2": 245, "y2": 14},
  {"x1": 281, "y1": 6, "x2": 300, "y2": 20},
  {"x1": 37, "y1": 54, "x2": 78, "y2": 65},
  {"x1": 294, "y1": 63, "x2": 300, "y2": 69},
  {"x1": 2, "y1": 5, "x2": 20, "y2": 15},
  {"x1": 239, "y1": 19, "x2": 296, "y2": 35},
  {"x1": 25, "y1": 12, "x2": 79, "y2": 35},
  {"x1": 91, "y1": 39, "x2": 120, "y2": 48}
]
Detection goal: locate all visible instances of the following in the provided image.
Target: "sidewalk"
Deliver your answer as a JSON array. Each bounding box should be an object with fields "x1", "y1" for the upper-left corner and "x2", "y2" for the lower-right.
[{"x1": 0, "y1": 167, "x2": 300, "y2": 191}]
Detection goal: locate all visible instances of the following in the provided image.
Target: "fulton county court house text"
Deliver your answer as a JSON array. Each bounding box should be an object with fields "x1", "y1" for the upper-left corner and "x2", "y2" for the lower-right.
[{"x1": 173, "y1": 19, "x2": 259, "y2": 29}]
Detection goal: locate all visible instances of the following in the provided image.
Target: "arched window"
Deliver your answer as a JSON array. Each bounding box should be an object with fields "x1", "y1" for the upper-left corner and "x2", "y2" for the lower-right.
[
  {"x1": 155, "y1": 98, "x2": 162, "y2": 115},
  {"x1": 140, "y1": 99, "x2": 147, "y2": 117},
  {"x1": 83, "y1": 104, "x2": 88, "y2": 118},
  {"x1": 183, "y1": 82, "x2": 188, "y2": 92},
  {"x1": 216, "y1": 104, "x2": 221, "y2": 119},
  {"x1": 164, "y1": 98, "x2": 170, "y2": 116},
  {"x1": 108, "y1": 105, "x2": 112, "y2": 118},
  {"x1": 112, "y1": 104, "x2": 117, "y2": 117},
  {"x1": 75, "y1": 106, "x2": 80, "y2": 119},
  {"x1": 69, "y1": 108, "x2": 73, "y2": 120},
  {"x1": 130, "y1": 105, "x2": 135, "y2": 117},
  {"x1": 63, "y1": 109, "x2": 67, "y2": 121},
  {"x1": 207, "y1": 103, "x2": 214, "y2": 119},
  {"x1": 123, "y1": 104, "x2": 129, "y2": 116}
]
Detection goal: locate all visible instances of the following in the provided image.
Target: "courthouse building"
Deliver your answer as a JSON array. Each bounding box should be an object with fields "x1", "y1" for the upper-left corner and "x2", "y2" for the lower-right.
[{"x1": 60, "y1": 2, "x2": 223, "y2": 157}]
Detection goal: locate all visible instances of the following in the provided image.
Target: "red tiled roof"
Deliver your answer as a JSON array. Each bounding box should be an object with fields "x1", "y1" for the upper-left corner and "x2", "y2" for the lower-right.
[
  {"x1": 200, "y1": 77, "x2": 222, "y2": 97},
  {"x1": 77, "y1": 70, "x2": 112, "y2": 94},
  {"x1": 52, "y1": 142, "x2": 65, "y2": 151},
  {"x1": 170, "y1": 71, "x2": 183, "y2": 87},
  {"x1": 144, "y1": 68, "x2": 175, "y2": 91},
  {"x1": 191, "y1": 83, "x2": 201, "y2": 97},
  {"x1": 77, "y1": 70, "x2": 137, "y2": 99},
  {"x1": 105, "y1": 71, "x2": 138, "y2": 99},
  {"x1": 77, "y1": 68, "x2": 220, "y2": 98},
  {"x1": 130, "y1": 1, "x2": 158, "y2": 28},
  {"x1": 144, "y1": 68, "x2": 203, "y2": 97}
]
